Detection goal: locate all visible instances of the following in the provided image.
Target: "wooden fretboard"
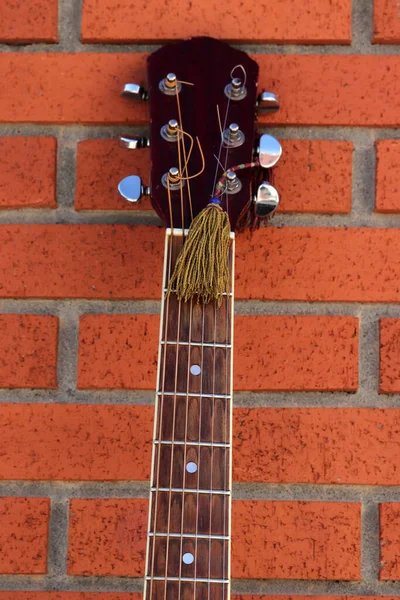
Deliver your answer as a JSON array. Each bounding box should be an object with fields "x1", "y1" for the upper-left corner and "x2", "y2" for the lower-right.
[{"x1": 144, "y1": 228, "x2": 234, "y2": 600}]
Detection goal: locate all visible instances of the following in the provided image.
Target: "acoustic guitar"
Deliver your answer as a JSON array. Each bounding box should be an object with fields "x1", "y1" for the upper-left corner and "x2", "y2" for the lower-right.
[{"x1": 118, "y1": 36, "x2": 281, "y2": 600}]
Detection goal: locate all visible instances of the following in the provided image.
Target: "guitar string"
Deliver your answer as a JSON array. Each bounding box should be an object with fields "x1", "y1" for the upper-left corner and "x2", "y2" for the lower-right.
[
  {"x1": 174, "y1": 80, "x2": 200, "y2": 600},
  {"x1": 219, "y1": 63, "x2": 248, "y2": 600},
  {"x1": 208, "y1": 280, "x2": 217, "y2": 598},
  {"x1": 224, "y1": 245, "x2": 232, "y2": 600},
  {"x1": 148, "y1": 79, "x2": 196, "y2": 600},
  {"x1": 174, "y1": 82, "x2": 196, "y2": 600},
  {"x1": 211, "y1": 93, "x2": 232, "y2": 596},
  {"x1": 162, "y1": 82, "x2": 193, "y2": 600},
  {"x1": 147, "y1": 165, "x2": 175, "y2": 600},
  {"x1": 219, "y1": 67, "x2": 247, "y2": 600},
  {"x1": 194, "y1": 287, "x2": 206, "y2": 599}
]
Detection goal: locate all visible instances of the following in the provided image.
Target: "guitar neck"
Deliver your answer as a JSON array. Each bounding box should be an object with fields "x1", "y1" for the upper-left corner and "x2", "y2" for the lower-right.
[{"x1": 144, "y1": 228, "x2": 235, "y2": 600}]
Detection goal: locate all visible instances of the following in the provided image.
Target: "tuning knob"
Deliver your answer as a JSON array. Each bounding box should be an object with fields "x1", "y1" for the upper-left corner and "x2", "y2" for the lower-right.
[
  {"x1": 118, "y1": 175, "x2": 150, "y2": 203},
  {"x1": 119, "y1": 135, "x2": 150, "y2": 150},
  {"x1": 257, "y1": 91, "x2": 280, "y2": 113},
  {"x1": 254, "y1": 182, "x2": 279, "y2": 217},
  {"x1": 258, "y1": 134, "x2": 282, "y2": 168},
  {"x1": 121, "y1": 83, "x2": 148, "y2": 101}
]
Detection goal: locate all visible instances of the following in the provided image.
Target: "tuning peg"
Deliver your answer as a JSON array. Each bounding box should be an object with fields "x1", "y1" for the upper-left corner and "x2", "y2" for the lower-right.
[
  {"x1": 121, "y1": 83, "x2": 148, "y2": 101},
  {"x1": 119, "y1": 135, "x2": 150, "y2": 150},
  {"x1": 257, "y1": 134, "x2": 282, "y2": 168},
  {"x1": 254, "y1": 182, "x2": 279, "y2": 217},
  {"x1": 118, "y1": 175, "x2": 150, "y2": 203},
  {"x1": 257, "y1": 91, "x2": 280, "y2": 113}
]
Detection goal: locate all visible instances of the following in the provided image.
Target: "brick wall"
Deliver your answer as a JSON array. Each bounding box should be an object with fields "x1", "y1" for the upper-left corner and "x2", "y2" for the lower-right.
[{"x1": 0, "y1": 0, "x2": 399, "y2": 598}]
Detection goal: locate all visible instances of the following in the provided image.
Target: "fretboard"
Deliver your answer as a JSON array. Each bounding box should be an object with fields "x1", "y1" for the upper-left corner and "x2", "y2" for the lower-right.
[{"x1": 144, "y1": 228, "x2": 234, "y2": 600}]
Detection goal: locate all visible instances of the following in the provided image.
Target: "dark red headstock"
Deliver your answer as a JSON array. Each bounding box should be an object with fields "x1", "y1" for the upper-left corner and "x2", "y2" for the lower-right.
[{"x1": 118, "y1": 37, "x2": 281, "y2": 231}]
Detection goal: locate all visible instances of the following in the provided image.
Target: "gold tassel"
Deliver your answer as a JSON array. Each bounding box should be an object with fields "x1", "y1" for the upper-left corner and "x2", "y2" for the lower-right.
[{"x1": 168, "y1": 202, "x2": 231, "y2": 306}]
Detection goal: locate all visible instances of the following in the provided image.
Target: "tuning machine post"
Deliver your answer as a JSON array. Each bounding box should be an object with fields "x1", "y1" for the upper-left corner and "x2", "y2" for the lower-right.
[{"x1": 118, "y1": 175, "x2": 150, "y2": 203}]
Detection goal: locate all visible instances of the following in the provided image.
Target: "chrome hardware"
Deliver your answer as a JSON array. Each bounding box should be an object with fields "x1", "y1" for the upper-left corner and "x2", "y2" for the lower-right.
[
  {"x1": 254, "y1": 182, "x2": 279, "y2": 217},
  {"x1": 161, "y1": 167, "x2": 185, "y2": 190},
  {"x1": 118, "y1": 135, "x2": 150, "y2": 150},
  {"x1": 121, "y1": 83, "x2": 148, "y2": 101},
  {"x1": 160, "y1": 119, "x2": 180, "y2": 142},
  {"x1": 225, "y1": 171, "x2": 242, "y2": 194},
  {"x1": 159, "y1": 73, "x2": 182, "y2": 96},
  {"x1": 257, "y1": 91, "x2": 280, "y2": 113},
  {"x1": 118, "y1": 175, "x2": 150, "y2": 203},
  {"x1": 222, "y1": 123, "x2": 245, "y2": 148},
  {"x1": 224, "y1": 77, "x2": 247, "y2": 101},
  {"x1": 258, "y1": 134, "x2": 282, "y2": 168}
]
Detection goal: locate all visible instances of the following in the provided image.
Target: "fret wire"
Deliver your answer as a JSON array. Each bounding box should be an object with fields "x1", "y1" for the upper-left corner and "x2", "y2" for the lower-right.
[
  {"x1": 157, "y1": 391, "x2": 231, "y2": 399},
  {"x1": 146, "y1": 576, "x2": 229, "y2": 584},
  {"x1": 153, "y1": 440, "x2": 231, "y2": 448},
  {"x1": 151, "y1": 487, "x2": 231, "y2": 495},
  {"x1": 148, "y1": 532, "x2": 230, "y2": 540},
  {"x1": 161, "y1": 340, "x2": 232, "y2": 348}
]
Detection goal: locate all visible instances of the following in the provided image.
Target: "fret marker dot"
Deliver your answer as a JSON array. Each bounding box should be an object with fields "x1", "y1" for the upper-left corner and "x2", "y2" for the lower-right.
[
  {"x1": 183, "y1": 552, "x2": 194, "y2": 565},
  {"x1": 186, "y1": 462, "x2": 197, "y2": 474},
  {"x1": 190, "y1": 364, "x2": 201, "y2": 376}
]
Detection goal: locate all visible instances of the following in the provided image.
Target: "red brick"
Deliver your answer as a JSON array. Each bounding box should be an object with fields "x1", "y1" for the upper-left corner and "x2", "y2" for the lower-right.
[
  {"x1": 0, "y1": 497, "x2": 49, "y2": 574},
  {"x1": 375, "y1": 140, "x2": 400, "y2": 213},
  {"x1": 235, "y1": 227, "x2": 400, "y2": 302},
  {"x1": 0, "y1": 54, "x2": 399, "y2": 126},
  {"x1": 81, "y1": 0, "x2": 351, "y2": 44},
  {"x1": 276, "y1": 140, "x2": 353, "y2": 213},
  {"x1": 0, "y1": 137, "x2": 56, "y2": 209},
  {"x1": 380, "y1": 503, "x2": 400, "y2": 579},
  {"x1": 4, "y1": 406, "x2": 400, "y2": 485},
  {"x1": 233, "y1": 501, "x2": 360, "y2": 580},
  {"x1": 68, "y1": 499, "x2": 360, "y2": 579},
  {"x1": 379, "y1": 319, "x2": 400, "y2": 393},
  {"x1": 75, "y1": 140, "x2": 151, "y2": 211},
  {"x1": 77, "y1": 315, "x2": 358, "y2": 392},
  {"x1": 4, "y1": 225, "x2": 400, "y2": 302},
  {"x1": 373, "y1": 0, "x2": 400, "y2": 43},
  {"x1": 78, "y1": 314, "x2": 159, "y2": 390},
  {"x1": 68, "y1": 499, "x2": 147, "y2": 576},
  {"x1": 75, "y1": 140, "x2": 352, "y2": 214},
  {"x1": 0, "y1": 404, "x2": 153, "y2": 481},
  {"x1": 0, "y1": 0, "x2": 57, "y2": 43},
  {"x1": 0, "y1": 225, "x2": 164, "y2": 299},
  {"x1": 235, "y1": 316, "x2": 358, "y2": 391},
  {"x1": 233, "y1": 408, "x2": 400, "y2": 485},
  {"x1": 0, "y1": 314, "x2": 58, "y2": 388}
]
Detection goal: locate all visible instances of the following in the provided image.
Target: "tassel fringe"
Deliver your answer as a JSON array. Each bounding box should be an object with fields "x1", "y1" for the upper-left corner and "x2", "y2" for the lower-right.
[{"x1": 167, "y1": 203, "x2": 231, "y2": 306}]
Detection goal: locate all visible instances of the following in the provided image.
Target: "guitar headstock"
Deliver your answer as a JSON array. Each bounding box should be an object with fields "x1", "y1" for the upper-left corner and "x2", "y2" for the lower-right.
[{"x1": 118, "y1": 37, "x2": 281, "y2": 231}]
